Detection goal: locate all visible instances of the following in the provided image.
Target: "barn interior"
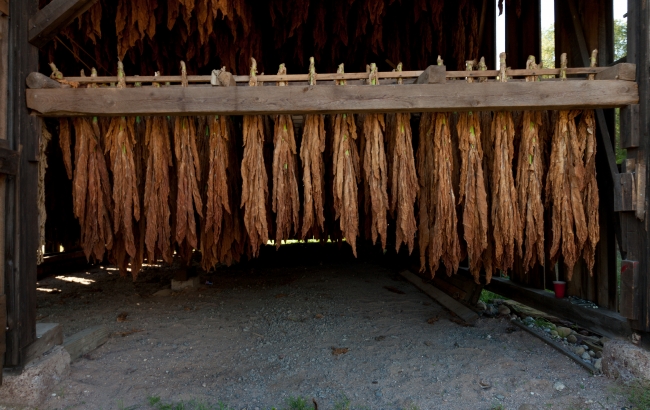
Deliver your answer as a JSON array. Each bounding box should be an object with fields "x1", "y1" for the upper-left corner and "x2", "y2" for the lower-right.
[{"x1": 3, "y1": 1, "x2": 650, "y2": 400}]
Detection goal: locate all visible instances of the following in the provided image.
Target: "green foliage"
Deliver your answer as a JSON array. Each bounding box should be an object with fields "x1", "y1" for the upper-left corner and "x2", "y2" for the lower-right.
[
  {"x1": 146, "y1": 396, "x2": 233, "y2": 410},
  {"x1": 624, "y1": 381, "x2": 650, "y2": 409},
  {"x1": 480, "y1": 290, "x2": 502, "y2": 304},
  {"x1": 614, "y1": 19, "x2": 628, "y2": 61},
  {"x1": 284, "y1": 396, "x2": 310, "y2": 410}
]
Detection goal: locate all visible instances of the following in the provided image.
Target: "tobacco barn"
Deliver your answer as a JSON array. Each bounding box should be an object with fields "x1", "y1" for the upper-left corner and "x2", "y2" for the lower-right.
[{"x1": 0, "y1": 0, "x2": 649, "y2": 407}]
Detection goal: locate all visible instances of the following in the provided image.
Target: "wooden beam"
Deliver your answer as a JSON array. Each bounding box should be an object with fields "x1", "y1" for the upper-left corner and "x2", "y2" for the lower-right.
[
  {"x1": 485, "y1": 278, "x2": 632, "y2": 339},
  {"x1": 0, "y1": 147, "x2": 19, "y2": 176},
  {"x1": 596, "y1": 63, "x2": 637, "y2": 81},
  {"x1": 26, "y1": 80, "x2": 639, "y2": 117},
  {"x1": 63, "y1": 325, "x2": 109, "y2": 361},
  {"x1": 22, "y1": 323, "x2": 62, "y2": 365},
  {"x1": 0, "y1": 0, "x2": 8, "y2": 16},
  {"x1": 400, "y1": 270, "x2": 479, "y2": 324},
  {"x1": 26, "y1": 72, "x2": 69, "y2": 89},
  {"x1": 28, "y1": 0, "x2": 97, "y2": 48},
  {"x1": 415, "y1": 65, "x2": 446, "y2": 84}
]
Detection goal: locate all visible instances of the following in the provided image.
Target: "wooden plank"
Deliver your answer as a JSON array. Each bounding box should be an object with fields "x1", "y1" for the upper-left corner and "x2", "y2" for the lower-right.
[
  {"x1": 25, "y1": 72, "x2": 68, "y2": 89},
  {"x1": 22, "y1": 323, "x2": 62, "y2": 365},
  {"x1": 485, "y1": 277, "x2": 632, "y2": 339},
  {"x1": 620, "y1": 104, "x2": 640, "y2": 148},
  {"x1": 619, "y1": 260, "x2": 639, "y2": 319},
  {"x1": 28, "y1": 0, "x2": 98, "y2": 48},
  {"x1": 614, "y1": 172, "x2": 636, "y2": 212},
  {"x1": 63, "y1": 325, "x2": 109, "y2": 361},
  {"x1": 0, "y1": 0, "x2": 7, "y2": 16},
  {"x1": 595, "y1": 63, "x2": 637, "y2": 81},
  {"x1": 511, "y1": 320, "x2": 598, "y2": 374},
  {"x1": 26, "y1": 80, "x2": 639, "y2": 117},
  {"x1": 416, "y1": 65, "x2": 446, "y2": 84},
  {"x1": 399, "y1": 270, "x2": 479, "y2": 324}
]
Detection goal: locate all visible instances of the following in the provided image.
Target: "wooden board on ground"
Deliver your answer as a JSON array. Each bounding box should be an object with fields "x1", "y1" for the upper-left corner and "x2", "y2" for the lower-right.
[
  {"x1": 26, "y1": 80, "x2": 639, "y2": 117},
  {"x1": 486, "y1": 277, "x2": 632, "y2": 339},
  {"x1": 23, "y1": 323, "x2": 63, "y2": 365},
  {"x1": 400, "y1": 270, "x2": 479, "y2": 324},
  {"x1": 63, "y1": 325, "x2": 109, "y2": 361}
]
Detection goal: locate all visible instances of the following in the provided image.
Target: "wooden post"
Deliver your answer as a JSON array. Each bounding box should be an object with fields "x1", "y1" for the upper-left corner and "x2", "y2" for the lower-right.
[
  {"x1": 5, "y1": 0, "x2": 40, "y2": 368},
  {"x1": 0, "y1": 3, "x2": 8, "y2": 381},
  {"x1": 625, "y1": 0, "x2": 650, "y2": 332}
]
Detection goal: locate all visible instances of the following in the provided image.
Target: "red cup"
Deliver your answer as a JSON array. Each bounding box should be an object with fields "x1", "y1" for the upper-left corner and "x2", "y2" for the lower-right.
[{"x1": 553, "y1": 281, "x2": 566, "y2": 299}]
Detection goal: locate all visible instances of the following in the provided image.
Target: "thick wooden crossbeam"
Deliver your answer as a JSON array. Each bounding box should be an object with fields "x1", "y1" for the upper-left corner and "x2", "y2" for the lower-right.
[
  {"x1": 26, "y1": 80, "x2": 638, "y2": 117},
  {"x1": 28, "y1": 0, "x2": 98, "y2": 48}
]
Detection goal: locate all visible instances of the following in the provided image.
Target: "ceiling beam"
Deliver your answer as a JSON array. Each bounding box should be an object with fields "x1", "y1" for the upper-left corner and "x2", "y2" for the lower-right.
[{"x1": 28, "y1": 0, "x2": 97, "y2": 48}]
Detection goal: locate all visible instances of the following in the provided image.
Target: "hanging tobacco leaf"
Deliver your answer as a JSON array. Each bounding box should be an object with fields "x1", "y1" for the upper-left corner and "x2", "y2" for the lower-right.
[
  {"x1": 579, "y1": 110, "x2": 599, "y2": 274},
  {"x1": 490, "y1": 112, "x2": 522, "y2": 273},
  {"x1": 387, "y1": 112, "x2": 418, "y2": 254},
  {"x1": 457, "y1": 111, "x2": 489, "y2": 283},
  {"x1": 362, "y1": 113, "x2": 389, "y2": 249},
  {"x1": 72, "y1": 117, "x2": 114, "y2": 261},
  {"x1": 546, "y1": 110, "x2": 587, "y2": 277},
  {"x1": 59, "y1": 118, "x2": 73, "y2": 179},
  {"x1": 143, "y1": 116, "x2": 173, "y2": 264},
  {"x1": 300, "y1": 114, "x2": 326, "y2": 238},
  {"x1": 105, "y1": 116, "x2": 140, "y2": 260},
  {"x1": 418, "y1": 113, "x2": 461, "y2": 276},
  {"x1": 173, "y1": 116, "x2": 204, "y2": 250}
]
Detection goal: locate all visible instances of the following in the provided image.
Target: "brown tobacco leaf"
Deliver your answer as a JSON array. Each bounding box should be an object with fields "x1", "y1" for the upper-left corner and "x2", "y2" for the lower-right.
[
  {"x1": 174, "y1": 116, "x2": 204, "y2": 250},
  {"x1": 332, "y1": 113, "x2": 361, "y2": 256},
  {"x1": 362, "y1": 114, "x2": 389, "y2": 249},
  {"x1": 241, "y1": 115, "x2": 269, "y2": 257},
  {"x1": 72, "y1": 117, "x2": 114, "y2": 261},
  {"x1": 457, "y1": 112, "x2": 489, "y2": 283},
  {"x1": 59, "y1": 118, "x2": 73, "y2": 179},
  {"x1": 478, "y1": 112, "x2": 495, "y2": 282},
  {"x1": 387, "y1": 113, "x2": 419, "y2": 254},
  {"x1": 143, "y1": 116, "x2": 173, "y2": 264},
  {"x1": 418, "y1": 113, "x2": 461, "y2": 276},
  {"x1": 491, "y1": 112, "x2": 522, "y2": 273},
  {"x1": 116, "y1": 0, "x2": 157, "y2": 60},
  {"x1": 272, "y1": 114, "x2": 299, "y2": 248},
  {"x1": 300, "y1": 115, "x2": 326, "y2": 238},
  {"x1": 580, "y1": 110, "x2": 599, "y2": 273},
  {"x1": 546, "y1": 111, "x2": 588, "y2": 278},
  {"x1": 105, "y1": 117, "x2": 140, "y2": 259},
  {"x1": 515, "y1": 111, "x2": 546, "y2": 273}
]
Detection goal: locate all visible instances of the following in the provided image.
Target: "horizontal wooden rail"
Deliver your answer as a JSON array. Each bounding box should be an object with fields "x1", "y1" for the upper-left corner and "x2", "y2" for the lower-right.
[
  {"x1": 60, "y1": 67, "x2": 612, "y2": 85},
  {"x1": 26, "y1": 80, "x2": 639, "y2": 117}
]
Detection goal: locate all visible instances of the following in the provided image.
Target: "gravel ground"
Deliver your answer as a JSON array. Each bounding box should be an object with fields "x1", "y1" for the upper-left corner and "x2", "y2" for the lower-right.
[{"x1": 34, "y1": 244, "x2": 629, "y2": 410}]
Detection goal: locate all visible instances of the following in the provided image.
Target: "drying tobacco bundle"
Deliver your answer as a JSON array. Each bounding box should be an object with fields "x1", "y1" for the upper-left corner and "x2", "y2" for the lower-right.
[
  {"x1": 332, "y1": 64, "x2": 361, "y2": 256},
  {"x1": 514, "y1": 57, "x2": 546, "y2": 273},
  {"x1": 300, "y1": 58, "x2": 326, "y2": 238},
  {"x1": 546, "y1": 110, "x2": 587, "y2": 277},
  {"x1": 386, "y1": 64, "x2": 418, "y2": 253},
  {"x1": 73, "y1": 116, "x2": 114, "y2": 261},
  {"x1": 241, "y1": 58, "x2": 270, "y2": 257},
  {"x1": 457, "y1": 110, "x2": 489, "y2": 282},
  {"x1": 362, "y1": 63, "x2": 389, "y2": 249},
  {"x1": 143, "y1": 103, "x2": 173, "y2": 264},
  {"x1": 104, "y1": 115, "x2": 140, "y2": 265},
  {"x1": 271, "y1": 64, "x2": 300, "y2": 247},
  {"x1": 418, "y1": 113, "x2": 461, "y2": 276},
  {"x1": 490, "y1": 111, "x2": 522, "y2": 272},
  {"x1": 174, "y1": 62, "x2": 204, "y2": 255},
  {"x1": 59, "y1": 118, "x2": 73, "y2": 179},
  {"x1": 581, "y1": 51, "x2": 600, "y2": 273}
]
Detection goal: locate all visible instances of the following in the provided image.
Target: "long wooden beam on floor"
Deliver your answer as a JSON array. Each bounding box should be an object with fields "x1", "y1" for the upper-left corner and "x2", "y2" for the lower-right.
[
  {"x1": 26, "y1": 80, "x2": 638, "y2": 117},
  {"x1": 485, "y1": 278, "x2": 632, "y2": 339},
  {"x1": 28, "y1": 0, "x2": 98, "y2": 48}
]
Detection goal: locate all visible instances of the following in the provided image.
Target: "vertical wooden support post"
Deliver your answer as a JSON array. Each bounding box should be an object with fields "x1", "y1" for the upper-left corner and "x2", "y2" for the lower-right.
[
  {"x1": 505, "y1": 0, "x2": 541, "y2": 69},
  {"x1": 5, "y1": 0, "x2": 40, "y2": 368},
  {"x1": 625, "y1": 0, "x2": 650, "y2": 332},
  {"x1": 0, "y1": 3, "x2": 8, "y2": 381}
]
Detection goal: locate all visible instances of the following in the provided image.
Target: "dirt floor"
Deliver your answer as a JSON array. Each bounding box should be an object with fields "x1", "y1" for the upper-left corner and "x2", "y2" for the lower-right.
[{"x1": 32, "y1": 244, "x2": 630, "y2": 410}]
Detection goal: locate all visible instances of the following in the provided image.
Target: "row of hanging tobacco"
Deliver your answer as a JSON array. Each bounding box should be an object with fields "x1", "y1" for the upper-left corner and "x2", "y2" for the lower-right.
[{"x1": 56, "y1": 57, "x2": 600, "y2": 283}]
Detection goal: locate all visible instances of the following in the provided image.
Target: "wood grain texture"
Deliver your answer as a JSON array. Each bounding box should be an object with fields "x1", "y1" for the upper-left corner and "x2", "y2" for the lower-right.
[
  {"x1": 595, "y1": 63, "x2": 637, "y2": 81},
  {"x1": 0, "y1": 147, "x2": 19, "y2": 176},
  {"x1": 26, "y1": 72, "x2": 68, "y2": 89},
  {"x1": 28, "y1": 0, "x2": 98, "y2": 48},
  {"x1": 415, "y1": 65, "x2": 446, "y2": 84},
  {"x1": 400, "y1": 270, "x2": 479, "y2": 324},
  {"x1": 26, "y1": 80, "x2": 639, "y2": 117},
  {"x1": 0, "y1": 0, "x2": 7, "y2": 16},
  {"x1": 63, "y1": 325, "x2": 109, "y2": 361},
  {"x1": 23, "y1": 323, "x2": 63, "y2": 365}
]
